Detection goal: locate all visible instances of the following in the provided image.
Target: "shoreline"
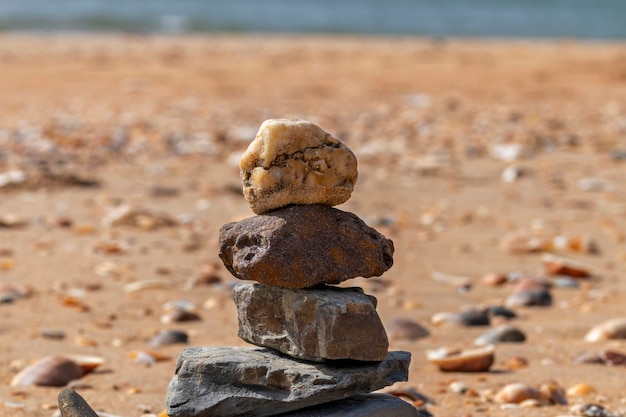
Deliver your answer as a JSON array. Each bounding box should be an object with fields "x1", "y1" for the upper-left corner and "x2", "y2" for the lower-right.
[{"x1": 3, "y1": 30, "x2": 626, "y2": 44}]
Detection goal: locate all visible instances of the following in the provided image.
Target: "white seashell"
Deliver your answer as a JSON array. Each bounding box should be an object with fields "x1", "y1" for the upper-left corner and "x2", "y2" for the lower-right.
[
  {"x1": 0, "y1": 170, "x2": 26, "y2": 188},
  {"x1": 426, "y1": 345, "x2": 495, "y2": 372},
  {"x1": 0, "y1": 214, "x2": 28, "y2": 228},
  {"x1": 501, "y1": 165, "x2": 525, "y2": 183},
  {"x1": 61, "y1": 354, "x2": 105, "y2": 374},
  {"x1": 584, "y1": 318, "x2": 626, "y2": 342},
  {"x1": 542, "y1": 253, "x2": 592, "y2": 278},
  {"x1": 494, "y1": 382, "x2": 542, "y2": 404},
  {"x1": 490, "y1": 143, "x2": 527, "y2": 162},
  {"x1": 431, "y1": 270, "x2": 471, "y2": 287},
  {"x1": 163, "y1": 300, "x2": 197, "y2": 312},
  {"x1": 449, "y1": 381, "x2": 468, "y2": 394},
  {"x1": 10, "y1": 354, "x2": 103, "y2": 387},
  {"x1": 102, "y1": 204, "x2": 179, "y2": 230},
  {"x1": 431, "y1": 312, "x2": 461, "y2": 326},
  {"x1": 124, "y1": 279, "x2": 172, "y2": 293},
  {"x1": 499, "y1": 231, "x2": 550, "y2": 254}
]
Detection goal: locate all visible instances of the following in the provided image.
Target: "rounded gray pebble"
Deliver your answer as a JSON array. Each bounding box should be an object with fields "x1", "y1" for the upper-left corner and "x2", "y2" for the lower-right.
[
  {"x1": 149, "y1": 329, "x2": 189, "y2": 347},
  {"x1": 386, "y1": 318, "x2": 430, "y2": 341},
  {"x1": 458, "y1": 308, "x2": 490, "y2": 326},
  {"x1": 505, "y1": 288, "x2": 552, "y2": 307},
  {"x1": 474, "y1": 324, "x2": 526, "y2": 346},
  {"x1": 58, "y1": 388, "x2": 99, "y2": 417},
  {"x1": 485, "y1": 305, "x2": 517, "y2": 319}
]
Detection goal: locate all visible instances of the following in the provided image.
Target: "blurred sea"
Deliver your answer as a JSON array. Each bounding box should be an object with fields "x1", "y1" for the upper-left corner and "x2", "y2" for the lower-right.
[{"x1": 1, "y1": 0, "x2": 626, "y2": 40}]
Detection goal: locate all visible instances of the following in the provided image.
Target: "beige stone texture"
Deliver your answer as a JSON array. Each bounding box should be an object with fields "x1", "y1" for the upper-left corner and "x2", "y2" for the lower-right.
[{"x1": 240, "y1": 119, "x2": 358, "y2": 214}]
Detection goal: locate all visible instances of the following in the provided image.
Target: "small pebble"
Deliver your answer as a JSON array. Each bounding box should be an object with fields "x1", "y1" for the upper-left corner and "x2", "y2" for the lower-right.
[
  {"x1": 0, "y1": 259, "x2": 15, "y2": 271},
  {"x1": 185, "y1": 264, "x2": 222, "y2": 289},
  {"x1": 474, "y1": 324, "x2": 526, "y2": 346},
  {"x1": 481, "y1": 272, "x2": 507, "y2": 287},
  {"x1": 610, "y1": 149, "x2": 626, "y2": 162},
  {"x1": 490, "y1": 143, "x2": 527, "y2": 161},
  {"x1": 431, "y1": 309, "x2": 490, "y2": 326},
  {"x1": 129, "y1": 351, "x2": 157, "y2": 366},
  {"x1": 149, "y1": 185, "x2": 180, "y2": 198},
  {"x1": 41, "y1": 329, "x2": 65, "y2": 340},
  {"x1": 571, "y1": 403, "x2": 615, "y2": 417},
  {"x1": 102, "y1": 204, "x2": 179, "y2": 230},
  {"x1": 505, "y1": 289, "x2": 552, "y2": 307},
  {"x1": 512, "y1": 276, "x2": 550, "y2": 291},
  {"x1": 161, "y1": 310, "x2": 201, "y2": 324},
  {"x1": 431, "y1": 270, "x2": 471, "y2": 287},
  {"x1": 162, "y1": 300, "x2": 197, "y2": 312},
  {"x1": 501, "y1": 164, "x2": 526, "y2": 183},
  {"x1": 58, "y1": 388, "x2": 99, "y2": 417},
  {"x1": 553, "y1": 276, "x2": 581, "y2": 288},
  {"x1": 0, "y1": 169, "x2": 26, "y2": 188},
  {"x1": 499, "y1": 230, "x2": 550, "y2": 254},
  {"x1": 74, "y1": 224, "x2": 96, "y2": 235},
  {"x1": 0, "y1": 214, "x2": 28, "y2": 228},
  {"x1": 458, "y1": 308, "x2": 490, "y2": 326},
  {"x1": 578, "y1": 178, "x2": 617, "y2": 192},
  {"x1": 485, "y1": 305, "x2": 517, "y2": 319},
  {"x1": 149, "y1": 330, "x2": 189, "y2": 348},
  {"x1": 386, "y1": 318, "x2": 430, "y2": 341},
  {"x1": 54, "y1": 216, "x2": 74, "y2": 228},
  {"x1": 504, "y1": 356, "x2": 529, "y2": 370},
  {"x1": 573, "y1": 351, "x2": 604, "y2": 364},
  {"x1": 124, "y1": 280, "x2": 172, "y2": 293},
  {"x1": 0, "y1": 284, "x2": 31, "y2": 303},
  {"x1": 4, "y1": 401, "x2": 25, "y2": 409},
  {"x1": 75, "y1": 336, "x2": 99, "y2": 348},
  {"x1": 540, "y1": 381, "x2": 568, "y2": 405},
  {"x1": 598, "y1": 349, "x2": 626, "y2": 366},
  {"x1": 449, "y1": 381, "x2": 468, "y2": 394}
]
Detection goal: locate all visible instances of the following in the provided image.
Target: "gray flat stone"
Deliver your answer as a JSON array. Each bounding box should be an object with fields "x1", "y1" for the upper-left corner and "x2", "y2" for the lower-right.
[
  {"x1": 276, "y1": 394, "x2": 419, "y2": 417},
  {"x1": 219, "y1": 204, "x2": 394, "y2": 288},
  {"x1": 166, "y1": 347, "x2": 411, "y2": 417},
  {"x1": 234, "y1": 283, "x2": 388, "y2": 362}
]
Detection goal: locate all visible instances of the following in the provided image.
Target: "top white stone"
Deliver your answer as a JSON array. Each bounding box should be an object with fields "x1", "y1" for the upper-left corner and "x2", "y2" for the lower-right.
[{"x1": 240, "y1": 119, "x2": 358, "y2": 214}]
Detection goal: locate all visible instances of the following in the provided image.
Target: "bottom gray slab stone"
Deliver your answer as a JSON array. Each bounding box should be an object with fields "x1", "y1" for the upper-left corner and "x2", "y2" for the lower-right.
[
  {"x1": 275, "y1": 393, "x2": 420, "y2": 417},
  {"x1": 166, "y1": 346, "x2": 411, "y2": 417}
]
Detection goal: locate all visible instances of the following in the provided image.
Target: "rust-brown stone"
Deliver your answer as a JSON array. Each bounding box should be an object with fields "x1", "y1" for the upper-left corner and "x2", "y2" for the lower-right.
[{"x1": 219, "y1": 204, "x2": 394, "y2": 289}]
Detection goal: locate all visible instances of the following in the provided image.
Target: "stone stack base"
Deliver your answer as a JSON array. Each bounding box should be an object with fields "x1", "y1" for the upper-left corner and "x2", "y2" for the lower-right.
[{"x1": 166, "y1": 347, "x2": 414, "y2": 417}]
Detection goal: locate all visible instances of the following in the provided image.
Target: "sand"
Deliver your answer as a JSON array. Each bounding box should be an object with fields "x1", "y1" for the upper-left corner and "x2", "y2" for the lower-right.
[{"x1": 1, "y1": 33, "x2": 626, "y2": 416}]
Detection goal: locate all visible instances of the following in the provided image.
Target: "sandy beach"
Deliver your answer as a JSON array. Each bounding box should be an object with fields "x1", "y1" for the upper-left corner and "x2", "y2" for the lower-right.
[{"x1": 1, "y1": 34, "x2": 626, "y2": 416}]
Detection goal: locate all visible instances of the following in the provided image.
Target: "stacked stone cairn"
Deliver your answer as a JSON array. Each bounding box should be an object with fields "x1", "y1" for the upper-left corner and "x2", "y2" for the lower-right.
[{"x1": 166, "y1": 119, "x2": 417, "y2": 417}]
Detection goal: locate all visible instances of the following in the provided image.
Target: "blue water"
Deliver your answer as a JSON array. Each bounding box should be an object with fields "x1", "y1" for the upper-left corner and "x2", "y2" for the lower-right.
[{"x1": 1, "y1": 0, "x2": 626, "y2": 40}]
